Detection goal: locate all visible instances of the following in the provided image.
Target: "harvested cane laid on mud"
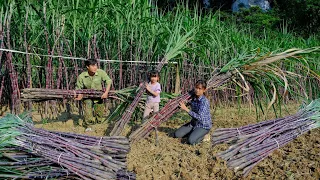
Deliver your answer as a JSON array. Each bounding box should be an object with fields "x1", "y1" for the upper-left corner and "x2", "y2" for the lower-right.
[
  {"x1": 211, "y1": 99, "x2": 320, "y2": 177},
  {"x1": 0, "y1": 113, "x2": 136, "y2": 180}
]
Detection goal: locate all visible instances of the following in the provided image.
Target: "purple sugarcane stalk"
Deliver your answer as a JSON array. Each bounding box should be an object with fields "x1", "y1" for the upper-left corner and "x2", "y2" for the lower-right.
[
  {"x1": 213, "y1": 115, "x2": 292, "y2": 134},
  {"x1": 42, "y1": 5, "x2": 52, "y2": 90},
  {"x1": 43, "y1": 130, "x2": 129, "y2": 153},
  {"x1": 56, "y1": 45, "x2": 63, "y2": 89},
  {"x1": 218, "y1": 135, "x2": 262, "y2": 160},
  {"x1": 129, "y1": 93, "x2": 191, "y2": 141},
  {"x1": 26, "y1": 126, "x2": 126, "y2": 170},
  {"x1": 110, "y1": 83, "x2": 146, "y2": 136},
  {"x1": 18, "y1": 135, "x2": 125, "y2": 175},
  {"x1": 64, "y1": 36, "x2": 78, "y2": 78},
  {"x1": 20, "y1": 88, "x2": 121, "y2": 101},
  {"x1": 0, "y1": 76, "x2": 4, "y2": 102},
  {"x1": 93, "y1": 34, "x2": 100, "y2": 69},
  {"x1": 24, "y1": 10, "x2": 31, "y2": 90},
  {"x1": 217, "y1": 116, "x2": 314, "y2": 177},
  {"x1": 0, "y1": 24, "x2": 4, "y2": 68},
  {"x1": 211, "y1": 117, "x2": 293, "y2": 144},
  {"x1": 39, "y1": 3, "x2": 53, "y2": 119},
  {"x1": 118, "y1": 40, "x2": 123, "y2": 89},
  {"x1": 5, "y1": 10, "x2": 20, "y2": 114},
  {"x1": 62, "y1": 60, "x2": 69, "y2": 90}
]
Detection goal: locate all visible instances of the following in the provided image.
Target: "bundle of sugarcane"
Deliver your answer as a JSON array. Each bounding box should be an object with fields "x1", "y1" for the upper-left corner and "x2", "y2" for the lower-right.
[
  {"x1": 46, "y1": 130, "x2": 130, "y2": 162},
  {"x1": 20, "y1": 87, "x2": 135, "y2": 101},
  {"x1": 0, "y1": 148, "x2": 78, "y2": 179},
  {"x1": 110, "y1": 83, "x2": 146, "y2": 136},
  {"x1": 129, "y1": 47, "x2": 320, "y2": 142},
  {"x1": 0, "y1": 113, "x2": 136, "y2": 180},
  {"x1": 211, "y1": 99, "x2": 320, "y2": 177}
]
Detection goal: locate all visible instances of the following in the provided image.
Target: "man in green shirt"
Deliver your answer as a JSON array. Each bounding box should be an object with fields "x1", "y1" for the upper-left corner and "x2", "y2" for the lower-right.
[{"x1": 75, "y1": 59, "x2": 112, "y2": 131}]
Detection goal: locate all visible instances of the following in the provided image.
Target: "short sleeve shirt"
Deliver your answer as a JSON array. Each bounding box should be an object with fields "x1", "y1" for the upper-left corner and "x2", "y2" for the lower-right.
[{"x1": 146, "y1": 82, "x2": 161, "y2": 103}]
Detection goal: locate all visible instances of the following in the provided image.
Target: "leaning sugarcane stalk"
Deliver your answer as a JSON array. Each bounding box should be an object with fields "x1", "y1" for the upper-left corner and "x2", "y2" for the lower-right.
[
  {"x1": 21, "y1": 88, "x2": 112, "y2": 100},
  {"x1": 110, "y1": 83, "x2": 145, "y2": 136},
  {"x1": 129, "y1": 92, "x2": 191, "y2": 141},
  {"x1": 0, "y1": 113, "x2": 136, "y2": 180},
  {"x1": 211, "y1": 99, "x2": 320, "y2": 177},
  {"x1": 130, "y1": 47, "x2": 320, "y2": 142}
]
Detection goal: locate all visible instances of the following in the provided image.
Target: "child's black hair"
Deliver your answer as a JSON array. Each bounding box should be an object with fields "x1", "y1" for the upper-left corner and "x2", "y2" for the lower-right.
[
  {"x1": 149, "y1": 70, "x2": 159, "y2": 77},
  {"x1": 195, "y1": 80, "x2": 207, "y2": 89},
  {"x1": 85, "y1": 58, "x2": 98, "y2": 67}
]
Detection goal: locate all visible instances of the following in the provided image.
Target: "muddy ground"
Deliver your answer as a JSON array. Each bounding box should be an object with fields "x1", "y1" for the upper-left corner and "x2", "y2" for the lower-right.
[{"x1": 2, "y1": 103, "x2": 319, "y2": 180}]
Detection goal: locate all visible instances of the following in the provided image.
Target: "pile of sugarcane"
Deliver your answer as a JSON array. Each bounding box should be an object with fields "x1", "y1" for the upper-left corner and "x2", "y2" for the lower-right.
[
  {"x1": 0, "y1": 113, "x2": 136, "y2": 180},
  {"x1": 20, "y1": 88, "x2": 135, "y2": 101},
  {"x1": 211, "y1": 99, "x2": 320, "y2": 177},
  {"x1": 0, "y1": 148, "x2": 78, "y2": 179}
]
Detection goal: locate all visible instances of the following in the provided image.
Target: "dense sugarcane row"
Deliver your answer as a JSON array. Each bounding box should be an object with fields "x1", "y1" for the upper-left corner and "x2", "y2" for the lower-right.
[
  {"x1": 211, "y1": 99, "x2": 320, "y2": 177},
  {"x1": 0, "y1": 114, "x2": 136, "y2": 180}
]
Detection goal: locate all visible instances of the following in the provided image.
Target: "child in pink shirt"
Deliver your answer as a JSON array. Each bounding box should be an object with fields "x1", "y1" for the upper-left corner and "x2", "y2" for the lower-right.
[{"x1": 143, "y1": 70, "x2": 161, "y2": 122}]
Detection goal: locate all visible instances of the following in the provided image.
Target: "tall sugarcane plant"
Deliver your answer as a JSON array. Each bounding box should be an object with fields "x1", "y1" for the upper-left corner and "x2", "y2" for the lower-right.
[
  {"x1": 129, "y1": 47, "x2": 320, "y2": 142},
  {"x1": 1, "y1": 0, "x2": 320, "y2": 114},
  {"x1": 1, "y1": 1, "x2": 21, "y2": 114}
]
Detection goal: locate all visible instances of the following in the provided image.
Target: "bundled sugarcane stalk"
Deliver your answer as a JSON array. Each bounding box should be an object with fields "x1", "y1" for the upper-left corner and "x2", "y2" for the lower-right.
[
  {"x1": 46, "y1": 130, "x2": 130, "y2": 162},
  {"x1": 110, "y1": 83, "x2": 145, "y2": 136},
  {"x1": 0, "y1": 148, "x2": 78, "y2": 179},
  {"x1": 130, "y1": 47, "x2": 320, "y2": 142},
  {"x1": 211, "y1": 99, "x2": 320, "y2": 177},
  {"x1": 0, "y1": 113, "x2": 136, "y2": 180},
  {"x1": 20, "y1": 87, "x2": 135, "y2": 101},
  {"x1": 129, "y1": 91, "x2": 192, "y2": 141}
]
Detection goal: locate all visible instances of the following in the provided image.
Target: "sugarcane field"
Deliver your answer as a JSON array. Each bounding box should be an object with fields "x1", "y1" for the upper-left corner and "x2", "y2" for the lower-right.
[{"x1": 0, "y1": 1, "x2": 320, "y2": 180}]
